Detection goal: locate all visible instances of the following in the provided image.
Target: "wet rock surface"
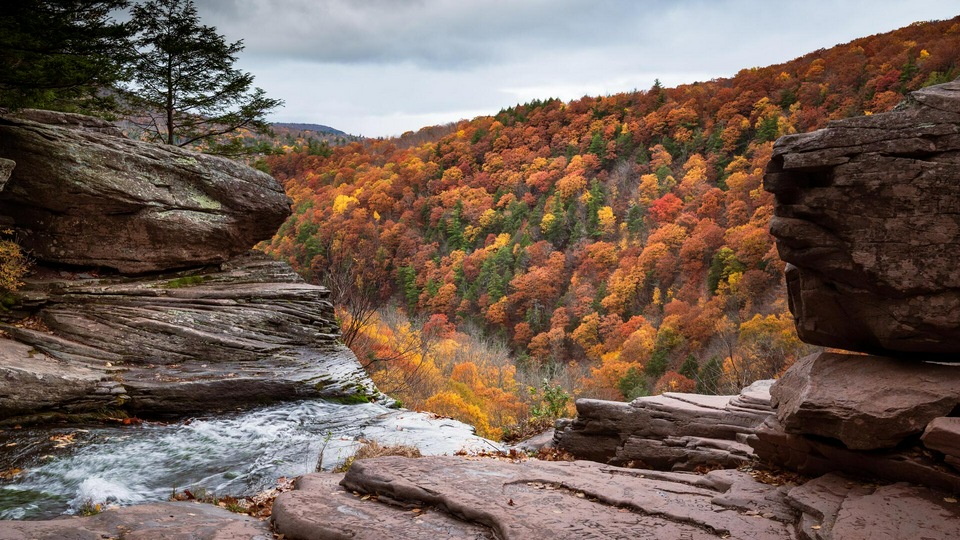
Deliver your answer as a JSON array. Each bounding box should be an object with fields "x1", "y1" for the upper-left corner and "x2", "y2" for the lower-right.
[
  {"x1": 556, "y1": 379, "x2": 774, "y2": 470},
  {"x1": 0, "y1": 253, "x2": 383, "y2": 422},
  {"x1": 0, "y1": 110, "x2": 291, "y2": 274},
  {"x1": 764, "y1": 80, "x2": 960, "y2": 357}
]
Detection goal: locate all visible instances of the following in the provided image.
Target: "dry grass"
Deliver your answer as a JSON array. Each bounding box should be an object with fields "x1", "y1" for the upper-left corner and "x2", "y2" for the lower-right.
[{"x1": 335, "y1": 439, "x2": 422, "y2": 472}]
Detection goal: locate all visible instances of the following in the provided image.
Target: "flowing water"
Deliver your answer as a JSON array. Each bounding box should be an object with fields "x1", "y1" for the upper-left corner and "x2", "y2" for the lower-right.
[{"x1": 0, "y1": 400, "x2": 496, "y2": 520}]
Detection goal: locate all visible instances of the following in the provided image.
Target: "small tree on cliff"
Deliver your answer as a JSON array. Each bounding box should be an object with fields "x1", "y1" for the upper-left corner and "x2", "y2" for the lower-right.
[
  {"x1": 0, "y1": 0, "x2": 131, "y2": 112},
  {"x1": 124, "y1": 0, "x2": 282, "y2": 151}
]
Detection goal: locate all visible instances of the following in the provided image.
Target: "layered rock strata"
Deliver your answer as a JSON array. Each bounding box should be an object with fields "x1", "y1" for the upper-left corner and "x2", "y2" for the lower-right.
[
  {"x1": 555, "y1": 379, "x2": 775, "y2": 470},
  {"x1": 0, "y1": 110, "x2": 291, "y2": 274},
  {"x1": 0, "y1": 253, "x2": 383, "y2": 423},
  {"x1": 755, "y1": 80, "x2": 960, "y2": 494},
  {"x1": 764, "y1": 80, "x2": 960, "y2": 357}
]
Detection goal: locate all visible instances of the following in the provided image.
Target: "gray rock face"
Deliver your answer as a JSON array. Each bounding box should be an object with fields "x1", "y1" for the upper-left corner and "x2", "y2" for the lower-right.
[
  {"x1": 772, "y1": 352, "x2": 960, "y2": 450},
  {"x1": 555, "y1": 379, "x2": 775, "y2": 470},
  {"x1": 0, "y1": 253, "x2": 384, "y2": 422},
  {"x1": 764, "y1": 80, "x2": 960, "y2": 357},
  {"x1": 0, "y1": 110, "x2": 291, "y2": 274}
]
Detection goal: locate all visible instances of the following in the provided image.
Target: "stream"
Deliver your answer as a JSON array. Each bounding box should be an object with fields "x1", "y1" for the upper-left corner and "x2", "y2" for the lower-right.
[{"x1": 0, "y1": 399, "x2": 497, "y2": 520}]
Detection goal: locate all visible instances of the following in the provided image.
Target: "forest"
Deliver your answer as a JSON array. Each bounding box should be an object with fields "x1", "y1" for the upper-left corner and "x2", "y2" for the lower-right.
[{"x1": 261, "y1": 18, "x2": 960, "y2": 439}]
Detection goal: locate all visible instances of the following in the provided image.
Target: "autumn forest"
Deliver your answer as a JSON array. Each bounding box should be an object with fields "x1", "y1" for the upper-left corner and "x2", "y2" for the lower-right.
[{"x1": 259, "y1": 18, "x2": 960, "y2": 439}]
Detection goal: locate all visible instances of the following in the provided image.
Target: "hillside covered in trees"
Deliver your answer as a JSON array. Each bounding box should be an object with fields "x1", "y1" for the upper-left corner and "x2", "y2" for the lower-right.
[{"x1": 261, "y1": 18, "x2": 960, "y2": 438}]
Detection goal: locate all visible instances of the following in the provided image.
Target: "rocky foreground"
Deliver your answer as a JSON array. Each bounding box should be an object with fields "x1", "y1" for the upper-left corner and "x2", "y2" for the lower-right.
[{"x1": 1, "y1": 453, "x2": 957, "y2": 539}]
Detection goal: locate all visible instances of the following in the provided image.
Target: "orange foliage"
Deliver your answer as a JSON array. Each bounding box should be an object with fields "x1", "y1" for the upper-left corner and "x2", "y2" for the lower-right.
[{"x1": 262, "y1": 20, "x2": 959, "y2": 415}]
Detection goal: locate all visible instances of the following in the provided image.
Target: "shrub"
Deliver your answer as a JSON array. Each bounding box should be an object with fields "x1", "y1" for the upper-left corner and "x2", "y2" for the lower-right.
[{"x1": 0, "y1": 234, "x2": 29, "y2": 294}]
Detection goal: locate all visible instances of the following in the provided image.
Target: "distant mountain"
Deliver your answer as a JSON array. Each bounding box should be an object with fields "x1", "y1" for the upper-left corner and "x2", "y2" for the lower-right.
[{"x1": 272, "y1": 122, "x2": 349, "y2": 137}]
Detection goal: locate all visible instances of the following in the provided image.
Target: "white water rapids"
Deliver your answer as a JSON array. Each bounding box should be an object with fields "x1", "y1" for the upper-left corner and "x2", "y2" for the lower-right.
[{"x1": 0, "y1": 399, "x2": 498, "y2": 519}]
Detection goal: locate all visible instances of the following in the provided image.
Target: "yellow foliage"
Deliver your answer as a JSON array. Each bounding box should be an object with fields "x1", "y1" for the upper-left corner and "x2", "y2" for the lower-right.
[
  {"x1": 540, "y1": 212, "x2": 557, "y2": 234},
  {"x1": 0, "y1": 238, "x2": 28, "y2": 293},
  {"x1": 597, "y1": 206, "x2": 616, "y2": 236},
  {"x1": 424, "y1": 391, "x2": 497, "y2": 439},
  {"x1": 332, "y1": 194, "x2": 359, "y2": 214}
]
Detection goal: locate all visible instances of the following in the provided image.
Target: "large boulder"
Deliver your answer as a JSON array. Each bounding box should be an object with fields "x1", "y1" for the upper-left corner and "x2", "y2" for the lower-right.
[
  {"x1": 0, "y1": 110, "x2": 291, "y2": 274},
  {"x1": 764, "y1": 80, "x2": 960, "y2": 358},
  {"x1": 771, "y1": 352, "x2": 960, "y2": 450}
]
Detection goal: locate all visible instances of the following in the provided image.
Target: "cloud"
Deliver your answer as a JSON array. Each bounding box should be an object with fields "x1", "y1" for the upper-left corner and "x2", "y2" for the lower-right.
[
  {"x1": 196, "y1": 0, "x2": 655, "y2": 68},
  {"x1": 189, "y1": 0, "x2": 960, "y2": 136}
]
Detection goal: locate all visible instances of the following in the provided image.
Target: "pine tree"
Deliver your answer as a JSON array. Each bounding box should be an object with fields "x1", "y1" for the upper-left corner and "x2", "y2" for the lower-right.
[
  {"x1": 0, "y1": 1, "x2": 131, "y2": 112},
  {"x1": 124, "y1": 0, "x2": 282, "y2": 151}
]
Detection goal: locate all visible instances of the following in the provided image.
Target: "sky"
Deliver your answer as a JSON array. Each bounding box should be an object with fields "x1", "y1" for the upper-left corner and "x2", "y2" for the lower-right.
[{"x1": 192, "y1": 0, "x2": 959, "y2": 138}]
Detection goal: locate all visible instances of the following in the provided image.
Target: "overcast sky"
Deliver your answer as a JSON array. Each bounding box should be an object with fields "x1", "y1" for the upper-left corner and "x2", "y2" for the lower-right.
[{"x1": 191, "y1": 0, "x2": 958, "y2": 138}]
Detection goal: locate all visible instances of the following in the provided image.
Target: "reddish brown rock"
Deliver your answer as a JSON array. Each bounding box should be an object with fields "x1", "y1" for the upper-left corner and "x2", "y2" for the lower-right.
[
  {"x1": 764, "y1": 80, "x2": 960, "y2": 358},
  {"x1": 0, "y1": 110, "x2": 291, "y2": 274},
  {"x1": 922, "y1": 417, "x2": 960, "y2": 460},
  {"x1": 556, "y1": 379, "x2": 775, "y2": 469},
  {"x1": 830, "y1": 483, "x2": 960, "y2": 540},
  {"x1": 0, "y1": 501, "x2": 271, "y2": 539},
  {"x1": 750, "y1": 416, "x2": 960, "y2": 494},
  {"x1": 771, "y1": 352, "x2": 960, "y2": 450},
  {"x1": 321, "y1": 456, "x2": 797, "y2": 539},
  {"x1": 272, "y1": 473, "x2": 496, "y2": 539}
]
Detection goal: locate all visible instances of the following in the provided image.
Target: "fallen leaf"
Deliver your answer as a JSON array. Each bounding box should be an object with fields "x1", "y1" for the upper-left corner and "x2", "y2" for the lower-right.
[
  {"x1": 811, "y1": 525, "x2": 821, "y2": 530},
  {"x1": 945, "y1": 497, "x2": 957, "y2": 503}
]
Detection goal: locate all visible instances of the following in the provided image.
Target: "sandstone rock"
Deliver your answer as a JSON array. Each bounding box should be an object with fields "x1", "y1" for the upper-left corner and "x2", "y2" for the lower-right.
[
  {"x1": 272, "y1": 473, "x2": 497, "y2": 539},
  {"x1": 556, "y1": 379, "x2": 774, "y2": 470},
  {"x1": 511, "y1": 428, "x2": 556, "y2": 453},
  {"x1": 751, "y1": 416, "x2": 960, "y2": 494},
  {"x1": 0, "y1": 253, "x2": 384, "y2": 422},
  {"x1": 0, "y1": 111, "x2": 291, "y2": 274},
  {"x1": 830, "y1": 483, "x2": 960, "y2": 540},
  {"x1": 922, "y1": 417, "x2": 960, "y2": 460},
  {"x1": 0, "y1": 501, "x2": 271, "y2": 539},
  {"x1": 312, "y1": 456, "x2": 797, "y2": 539},
  {"x1": 772, "y1": 352, "x2": 960, "y2": 450},
  {"x1": 764, "y1": 80, "x2": 960, "y2": 357},
  {"x1": 786, "y1": 473, "x2": 872, "y2": 540}
]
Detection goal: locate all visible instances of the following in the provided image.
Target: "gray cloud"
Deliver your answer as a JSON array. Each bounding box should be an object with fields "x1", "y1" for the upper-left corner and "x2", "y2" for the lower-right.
[{"x1": 187, "y1": 0, "x2": 959, "y2": 136}]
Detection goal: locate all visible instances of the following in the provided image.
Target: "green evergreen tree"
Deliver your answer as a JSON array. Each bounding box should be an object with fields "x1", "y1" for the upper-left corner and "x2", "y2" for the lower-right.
[
  {"x1": 0, "y1": 1, "x2": 131, "y2": 112},
  {"x1": 124, "y1": 0, "x2": 282, "y2": 150}
]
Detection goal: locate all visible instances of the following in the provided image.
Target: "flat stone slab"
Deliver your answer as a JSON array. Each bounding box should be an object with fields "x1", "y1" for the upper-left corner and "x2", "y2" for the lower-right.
[
  {"x1": 0, "y1": 501, "x2": 271, "y2": 539},
  {"x1": 272, "y1": 473, "x2": 496, "y2": 539}
]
